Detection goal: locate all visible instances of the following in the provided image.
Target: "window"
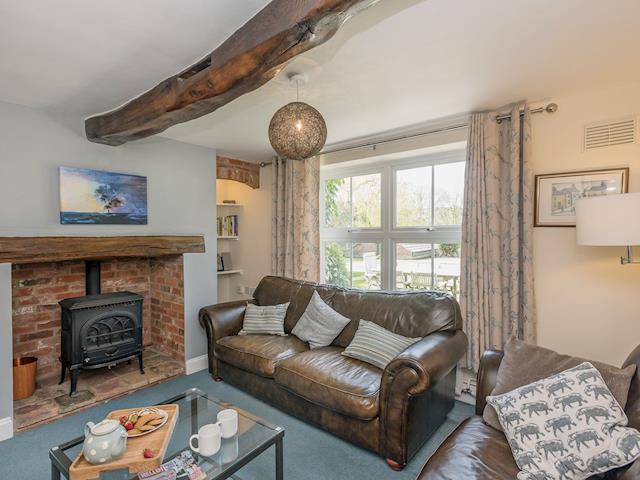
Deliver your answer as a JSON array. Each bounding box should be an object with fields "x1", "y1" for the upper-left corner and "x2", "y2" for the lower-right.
[
  {"x1": 323, "y1": 242, "x2": 382, "y2": 289},
  {"x1": 321, "y1": 150, "x2": 465, "y2": 297},
  {"x1": 324, "y1": 173, "x2": 381, "y2": 229}
]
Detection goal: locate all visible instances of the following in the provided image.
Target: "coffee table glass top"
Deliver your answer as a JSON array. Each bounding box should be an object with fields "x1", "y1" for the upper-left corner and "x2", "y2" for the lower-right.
[{"x1": 49, "y1": 388, "x2": 284, "y2": 480}]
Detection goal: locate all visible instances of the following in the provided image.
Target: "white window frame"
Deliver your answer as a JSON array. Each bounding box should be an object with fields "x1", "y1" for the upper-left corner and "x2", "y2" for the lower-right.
[{"x1": 320, "y1": 148, "x2": 465, "y2": 290}]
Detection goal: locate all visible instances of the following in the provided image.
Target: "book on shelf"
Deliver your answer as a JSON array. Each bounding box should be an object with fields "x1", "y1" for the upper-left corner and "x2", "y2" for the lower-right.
[{"x1": 216, "y1": 214, "x2": 238, "y2": 237}]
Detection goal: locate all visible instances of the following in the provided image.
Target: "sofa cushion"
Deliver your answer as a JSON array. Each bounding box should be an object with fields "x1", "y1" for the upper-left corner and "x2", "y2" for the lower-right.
[
  {"x1": 342, "y1": 319, "x2": 420, "y2": 370},
  {"x1": 484, "y1": 338, "x2": 637, "y2": 431},
  {"x1": 291, "y1": 291, "x2": 350, "y2": 349},
  {"x1": 239, "y1": 302, "x2": 289, "y2": 336},
  {"x1": 274, "y1": 346, "x2": 382, "y2": 420},
  {"x1": 487, "y1": 362, "x2": 640, "y2": 480},
  {"x1": 417, "y1": 416, "x2": 519, "y2": 480},
  {"x1": 215, "y1": 335, "x2": 308, "y2": 378}
]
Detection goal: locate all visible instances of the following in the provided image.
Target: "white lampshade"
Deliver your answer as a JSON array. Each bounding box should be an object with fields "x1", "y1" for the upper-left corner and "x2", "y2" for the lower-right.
[{"x1": 576, "y1": 193, "x2": 640, "y2": 246}]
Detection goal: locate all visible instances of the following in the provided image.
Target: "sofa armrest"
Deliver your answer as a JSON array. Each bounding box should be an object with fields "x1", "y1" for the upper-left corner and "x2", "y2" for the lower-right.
[
  {"x1": 198, "y1": 299, "x2": 252, "y2": 376},
  {"x1": 475, "y1": 349, "x2": 504, "y2": 415},
  {"x1": 379, "y1": 330, "x2": 467, "y2": 464},
  {"x1": 382, "y1": 330, "x2": 468, "y2": 397}
]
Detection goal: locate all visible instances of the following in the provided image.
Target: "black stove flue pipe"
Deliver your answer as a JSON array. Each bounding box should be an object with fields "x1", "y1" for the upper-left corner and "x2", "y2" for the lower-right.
[{"x1": 85, "y1": 260, "x2": 101, "y2": 295}]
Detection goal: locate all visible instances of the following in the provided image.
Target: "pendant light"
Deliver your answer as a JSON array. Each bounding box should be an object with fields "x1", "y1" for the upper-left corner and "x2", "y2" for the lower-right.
[{"x1": 268, "y1": 73, "x2": 327, "y2": 160}]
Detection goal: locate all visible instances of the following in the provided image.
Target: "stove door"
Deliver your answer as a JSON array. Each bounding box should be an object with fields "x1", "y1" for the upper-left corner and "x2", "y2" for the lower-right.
[{"x1": 80, "y1": 309, "x2": 141, "y2": 366}]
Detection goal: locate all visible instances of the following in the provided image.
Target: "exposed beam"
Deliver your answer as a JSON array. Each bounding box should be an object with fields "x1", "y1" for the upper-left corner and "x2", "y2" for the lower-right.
[
  {"x1": 0, "y1": 236, "x2": 205, "y2": 264},
  {"x1": 85, "y1": 0, "x2": 381, "y2": 146}
]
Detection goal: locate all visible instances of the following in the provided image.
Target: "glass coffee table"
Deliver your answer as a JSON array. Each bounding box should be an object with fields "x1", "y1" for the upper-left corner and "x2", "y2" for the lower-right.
[{"x1": 49, "y1": 388, "x2": 284, "y2": 480}]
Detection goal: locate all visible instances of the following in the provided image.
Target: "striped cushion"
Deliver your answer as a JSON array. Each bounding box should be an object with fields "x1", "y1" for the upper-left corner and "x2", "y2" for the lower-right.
[
  {"x1": 342, "y1": 320, "x2": 421, "y2": 370},
  {"x1": 291, "y1": 291, "x2": 351, "y2": 349},
  {"x1": 239, "y1": 302, "x2": 289, "y2": 336}
]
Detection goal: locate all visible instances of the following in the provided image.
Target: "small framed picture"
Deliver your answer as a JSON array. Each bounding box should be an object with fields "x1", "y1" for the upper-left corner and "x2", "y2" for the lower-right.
[{"x1": 534, "y1": 167, "x2": 629, "y2": 227}]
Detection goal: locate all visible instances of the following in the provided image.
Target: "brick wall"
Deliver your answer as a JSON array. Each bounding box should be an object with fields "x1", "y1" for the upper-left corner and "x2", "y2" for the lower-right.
[
  {"x1": 12, "y1": 256, "x2": 185, "y2": 383},
  {"x1": 100, "y1": 258, "x2": 152, "y2": 347},
  {"x1": 216, "y1": 155, "x2": 260, "y2": 189},
  {"x1": 150, "y1": 256, "x2": 185, "y2": 363}
]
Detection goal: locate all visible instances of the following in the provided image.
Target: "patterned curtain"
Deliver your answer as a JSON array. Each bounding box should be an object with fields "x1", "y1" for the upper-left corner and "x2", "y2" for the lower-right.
[
  {"x1": 271, "y1": 156, "x2": 321, "y2": 282},
  {"x1": 460, "y1": 103, "x2": 536, "y2": 371}
]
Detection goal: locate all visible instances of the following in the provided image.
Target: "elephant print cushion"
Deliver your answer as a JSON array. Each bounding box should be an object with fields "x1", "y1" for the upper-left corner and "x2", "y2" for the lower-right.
[{"x1": 487, "y1": 362, "x2": 640, "y2": 480}]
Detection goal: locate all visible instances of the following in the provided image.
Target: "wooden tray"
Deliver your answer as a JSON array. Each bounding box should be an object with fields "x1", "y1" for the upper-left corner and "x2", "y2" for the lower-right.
[{"x1": 69, "y1": 404, "x2": 179, "y2": 480}]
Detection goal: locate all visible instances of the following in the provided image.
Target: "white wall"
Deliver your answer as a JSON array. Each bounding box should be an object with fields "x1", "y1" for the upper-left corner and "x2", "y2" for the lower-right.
[
  {"x1": 0, "y1": 264, "x2": 12, "y2": 438},
  {"x1": 216, "y1": 165, "x2": 273, "y2": 301},
  {"x1": 0, "y1": 101, "x2": 218, "y2": 433},
  {"x1": 532, "y1": 80, "x2": 640, "y2": 367}
]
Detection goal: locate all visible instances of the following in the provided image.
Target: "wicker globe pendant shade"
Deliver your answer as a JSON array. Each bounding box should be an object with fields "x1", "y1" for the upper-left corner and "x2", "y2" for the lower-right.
[{"x1": 268, "y1": 101, "x2": 327, "y2": 160}]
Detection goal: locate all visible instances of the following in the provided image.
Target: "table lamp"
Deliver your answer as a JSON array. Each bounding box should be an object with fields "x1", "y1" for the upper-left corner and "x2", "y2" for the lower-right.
[{"x1": 576, "y1": 192, "x2": 640, "y2": 264}]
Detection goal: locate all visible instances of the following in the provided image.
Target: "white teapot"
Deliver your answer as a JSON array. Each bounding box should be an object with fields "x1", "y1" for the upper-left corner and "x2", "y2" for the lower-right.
[{"x1": 83, "y1": 419, "x2": 127, "y2": 465}]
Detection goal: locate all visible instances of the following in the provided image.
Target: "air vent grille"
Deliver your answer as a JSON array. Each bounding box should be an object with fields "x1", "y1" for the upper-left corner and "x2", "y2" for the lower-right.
[{"x1": 584, "y1": 118, "x2": 636, "y2": 150}]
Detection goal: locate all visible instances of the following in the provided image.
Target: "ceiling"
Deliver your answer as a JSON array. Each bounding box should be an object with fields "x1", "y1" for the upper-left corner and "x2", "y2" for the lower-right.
[{"x1": 1, "y1": 0, "x2": 639, "y2": 162}]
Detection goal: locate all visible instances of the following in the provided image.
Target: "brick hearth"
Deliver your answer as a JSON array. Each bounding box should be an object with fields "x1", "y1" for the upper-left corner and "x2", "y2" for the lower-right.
[{"x1": 13, "y1": 347, "x2": 182, "y2": 431}]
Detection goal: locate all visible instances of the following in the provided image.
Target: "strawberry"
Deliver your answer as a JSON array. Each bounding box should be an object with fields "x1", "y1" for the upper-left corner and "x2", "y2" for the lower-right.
[
  {"x1": 124, "y1": 421, "x2": 134, "y2": 431},
  {"x1": 120, "y1": 415, "x2": 128, "y2": 425},
  {"x1": 143, "y1": 448, "x2": 154, "y2": 459}
]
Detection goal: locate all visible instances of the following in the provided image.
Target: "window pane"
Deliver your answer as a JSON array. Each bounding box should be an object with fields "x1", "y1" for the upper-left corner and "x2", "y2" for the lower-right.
[
  {"x1": 352, "y1": 243, "x2": 381, "y2": 290},
  {"x1": 323, "y1": 242, "x2": 381, "y2": 290},
  {"x1": 434, "y1": 162, "x2": 465, "y2": 226},
  {"x1": 395, "y1": 166, "x2": 432, "y2": 227},
  {"x1": 324, "y1": 242, "x2": 351, "y2": 288},
  {"x1": 434, "y1": 243, "x2": 461, "y2": 298},
  {"x1": 324, "y1": 178, "x2": 351, "y2": 228},
  {"x1": 395, "y1": 243, "x2": 433, "y2": 290},
  {"x1": 352, "y1": 173, "x2": 381, "y2": 228}
]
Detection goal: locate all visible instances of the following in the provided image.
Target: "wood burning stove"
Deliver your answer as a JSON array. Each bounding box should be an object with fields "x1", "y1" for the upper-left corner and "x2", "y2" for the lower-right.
[{"x1": 59, "y1": 261, "x2": 144, "y2": 396}]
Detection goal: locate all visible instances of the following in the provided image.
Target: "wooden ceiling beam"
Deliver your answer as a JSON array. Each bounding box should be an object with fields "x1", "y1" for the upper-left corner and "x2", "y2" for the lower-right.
[{"x1": 85, "y1": 0, "x2": 381, "y2": 146}]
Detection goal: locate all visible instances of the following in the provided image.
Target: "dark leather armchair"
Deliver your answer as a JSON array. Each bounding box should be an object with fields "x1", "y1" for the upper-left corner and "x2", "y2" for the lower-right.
[
  {"x1": 200, "y1": 276, "x2": 468, "y2": 469},
  {"x1": 417, "y1": 345, "x2": 640, "y2": 479}
]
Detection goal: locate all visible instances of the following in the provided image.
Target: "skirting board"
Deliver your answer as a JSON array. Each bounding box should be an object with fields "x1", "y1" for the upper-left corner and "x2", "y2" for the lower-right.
[
  {"x1": 186, "y1": 354, "x2": 208, "y2": 375},
  {"x1": 0, "y1": 417, "x2": 13, "y2": 442}
]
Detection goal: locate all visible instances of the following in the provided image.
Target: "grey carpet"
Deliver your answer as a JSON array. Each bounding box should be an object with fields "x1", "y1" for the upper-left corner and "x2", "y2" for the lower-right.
[{"x1": 0, "y1": 370, "x2": 473, "y2": 479}]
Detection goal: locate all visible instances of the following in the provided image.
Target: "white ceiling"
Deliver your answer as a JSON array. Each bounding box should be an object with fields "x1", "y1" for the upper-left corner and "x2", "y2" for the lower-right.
[
  {"x1": 1, "y1": 0, "x2": 639, "y2": 162},
  {"x1": 0, "y1": 0, "x2": 270, "y2": 111}
]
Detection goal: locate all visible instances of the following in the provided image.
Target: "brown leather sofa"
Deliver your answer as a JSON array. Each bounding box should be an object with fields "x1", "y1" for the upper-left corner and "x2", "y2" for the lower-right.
[
  {"x1": 199, "y1": 276, "x2": 467, "y2": 469},
  {"x1": 417, "y1": 345, "x2": 640, "y2": 479}
]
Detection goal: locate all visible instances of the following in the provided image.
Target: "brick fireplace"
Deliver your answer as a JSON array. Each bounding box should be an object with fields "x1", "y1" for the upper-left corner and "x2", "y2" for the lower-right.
[
  {"x1": 12, "y1": 256, "x2": 186, "y2": 384},
  {"x1": 0, "y1": 235, "x2": 205, "y2": 432}
]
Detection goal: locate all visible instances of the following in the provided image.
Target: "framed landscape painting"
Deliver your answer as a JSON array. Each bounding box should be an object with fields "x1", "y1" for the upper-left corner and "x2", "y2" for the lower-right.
[
  {"x1": 534, "y1": 167, "x2": 628, "y2": 227},
  {"x1": 59, "y1": 167, "x2": 148, "y2": 225}
]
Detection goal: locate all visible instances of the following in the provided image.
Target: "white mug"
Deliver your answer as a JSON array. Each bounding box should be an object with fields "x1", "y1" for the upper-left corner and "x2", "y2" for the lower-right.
[
  {"x1": 190, "y1": 423, "x2": 221, "y2": 457},
  {"x1": 217, "y1": 409, "x2": 238, "y2": 439}
]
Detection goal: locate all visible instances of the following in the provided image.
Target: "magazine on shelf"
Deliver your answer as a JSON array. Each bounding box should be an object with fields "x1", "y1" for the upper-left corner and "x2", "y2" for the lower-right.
[{"x1": 137, "y1": 450, "x2": 206, "y2": 480}]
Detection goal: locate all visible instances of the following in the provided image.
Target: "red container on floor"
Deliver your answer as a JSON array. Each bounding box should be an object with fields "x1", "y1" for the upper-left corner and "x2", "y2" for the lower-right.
[{"x1": 13, "y1": 356, "x2": 37, "y2": 401}]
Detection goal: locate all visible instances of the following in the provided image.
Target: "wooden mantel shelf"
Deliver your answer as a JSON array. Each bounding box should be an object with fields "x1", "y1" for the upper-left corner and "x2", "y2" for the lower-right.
[{"x1": 0, "y1": 235, "x2": 205, "y2": 264}]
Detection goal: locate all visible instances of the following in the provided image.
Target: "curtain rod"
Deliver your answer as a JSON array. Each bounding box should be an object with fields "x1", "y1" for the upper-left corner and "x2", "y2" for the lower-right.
[{"x1": 259, "y1": 103, "x2": 557, "y2": 166}]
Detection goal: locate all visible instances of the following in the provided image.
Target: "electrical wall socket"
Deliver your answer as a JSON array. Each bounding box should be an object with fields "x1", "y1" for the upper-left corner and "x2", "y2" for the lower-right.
[{"x1": 236, "y1": 284, "x2": 245, "y2": 295}]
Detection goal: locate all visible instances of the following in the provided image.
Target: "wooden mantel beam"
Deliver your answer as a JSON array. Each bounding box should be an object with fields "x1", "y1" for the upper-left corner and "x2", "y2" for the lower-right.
[
  {"x1": 85, "y1": 0, "x2": 381, "y2": 146},
  {"x1": 0, "y1": 236, "x2": 205, "y2": 264}
]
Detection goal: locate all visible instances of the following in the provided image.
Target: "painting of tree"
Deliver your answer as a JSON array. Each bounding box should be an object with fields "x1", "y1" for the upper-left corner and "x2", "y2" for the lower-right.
[
  {"x1": 94, "y1": 184, "x2": 124, "y2": 213},
  {"x1": 59, "y1": 166, "x2": 147, "y2": 224}
]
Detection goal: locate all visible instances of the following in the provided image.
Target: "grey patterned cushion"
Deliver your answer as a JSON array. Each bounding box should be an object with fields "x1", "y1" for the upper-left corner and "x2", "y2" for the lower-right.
[
  {"x1": 342, "y1": 320, "x2": 421, "y2": 370},
  {"x1": 484, "y1": 338, "x2": 637, "y2": 432},
  {"x1": 487, "y1": 362, "x2": 640, "y2": 480},
  {"x1": 291, "y1": 291, "x2": 350, "y2": 349},
  {"x1": 239, "y1": 302, "x2": 289, "y2": 336}
]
